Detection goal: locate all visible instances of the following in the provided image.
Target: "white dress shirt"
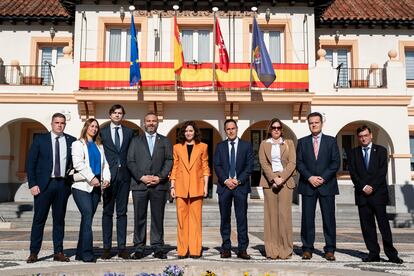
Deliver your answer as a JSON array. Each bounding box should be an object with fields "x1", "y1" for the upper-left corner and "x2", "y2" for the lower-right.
[
  {"x1": 51, "y1": 132, "x2": 67, "y2": 177},
  {"x1": 110, "y1": 122, "x2": 123, "y2": 148},
  {"x1": 265, "y1": 138, "x2": 283, "y2": 172}
]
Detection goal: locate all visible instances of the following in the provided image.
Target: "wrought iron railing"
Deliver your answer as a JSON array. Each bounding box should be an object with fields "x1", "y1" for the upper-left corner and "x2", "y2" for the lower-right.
[
  {"x1": 0, "y1": 64, "x2": 54, "y2": 86},
  {"x1": 79, "y1": 62, "x2": 309, "y2": 92},
  {"x1": 335, "y1": 66, "x2": 385, "y2": 88}
]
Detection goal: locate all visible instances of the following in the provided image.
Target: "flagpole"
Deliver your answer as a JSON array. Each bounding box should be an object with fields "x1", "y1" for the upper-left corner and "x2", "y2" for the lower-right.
[
  {"x1": 173, "y1": 5, "x2": 179, "y2": 92},
  {"x1": 212, "y1": 7, "x2": 218, "y2": 92},
  {"x1": 249, "y1": 7, "x2": 257, "y2": 93}
]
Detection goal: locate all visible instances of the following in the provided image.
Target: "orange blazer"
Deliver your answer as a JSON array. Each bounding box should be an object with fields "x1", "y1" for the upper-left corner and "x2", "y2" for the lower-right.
[{"x1": 170, "y1": 142, "x2": 210, "y2": 198}]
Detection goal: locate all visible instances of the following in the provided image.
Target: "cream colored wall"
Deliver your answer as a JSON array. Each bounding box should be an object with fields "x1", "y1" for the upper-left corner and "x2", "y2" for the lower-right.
[{"x1": 0, "y1": 24, "x2": 73, "y2": 65}]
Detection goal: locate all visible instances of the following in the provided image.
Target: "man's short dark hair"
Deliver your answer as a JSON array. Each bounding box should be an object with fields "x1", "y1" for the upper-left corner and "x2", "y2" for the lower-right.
[
  {"x1": 51, "y1": 113, "x2": 66, "y2": 122},
  {"x1": 307, "y1": 112, "x2": 323, "y2": 122},
  {"x1": 109, "y1": 104, "x2": 125, "y2": 115},
  {"x1": 356, "y1": 125, "x2": 371, "y2": 135},
  {"x1": 144, "y1": 112, "x2": 158, "y2": 120},
  {"x1": 224, "y1": 119, "x2": 238, "y2": 128}
]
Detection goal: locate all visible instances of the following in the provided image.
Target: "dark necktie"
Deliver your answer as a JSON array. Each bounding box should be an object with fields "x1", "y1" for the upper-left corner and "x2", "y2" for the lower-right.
[
  {"x1": 229, "y1": 141, "x2": 236, "y2": 178},
  {"x1": 54, "y1": 136, "x2": 61, "y2": 177},
  {"x1": 114, "y1": 127, "x2": 121, "y2": 151},
  {"x1": 363, "y1": 147, "x2": 369, "y2": 169}
]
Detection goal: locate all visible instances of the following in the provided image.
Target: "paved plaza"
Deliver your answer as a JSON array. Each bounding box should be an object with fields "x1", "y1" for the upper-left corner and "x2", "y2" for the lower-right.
[{"x1": 0, "y1": 200, "x2": 413, "y2": 275}]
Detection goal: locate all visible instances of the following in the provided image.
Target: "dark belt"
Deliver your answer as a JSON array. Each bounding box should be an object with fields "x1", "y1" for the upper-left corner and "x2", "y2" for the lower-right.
[{"x1": 50, "y1": 177, "x2": 65, "y2": 181}]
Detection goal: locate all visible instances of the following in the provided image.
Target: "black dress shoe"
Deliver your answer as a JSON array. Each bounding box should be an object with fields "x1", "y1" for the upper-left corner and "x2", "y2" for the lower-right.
[
  {"x1": 190, "y1": 255, "x2": 201, "y2": 259},
  {"x1": 220, "y1": 250, "x2": 231, "y2": 258},
  {"x1": 83, "y1": 258, "x2": 97, "y2": 263},
  {"x1": 153, "y1": 251, "x2": 167, "y2": 259},
  {"x1": 178, "y1": 255, "x2": 188, "y2": 259},
  {"x1": 26, "y1": 253, "x2": 38, "y2": 263},
  {"x1": 132, "y1": 252, "x2": 144, "y2": 259},
  {"x1": 101, "y1": 249, "x2": 112, "y2": 260},
  {"x1": 389, "y1": 257, "x2": 403, "y2": 264},
  {"x1": 237, "y1": 250, "x2": 251, "y2": 260},
  {"x1": 118, "y1": 249, "x2": 130, "y2": 259},
  {"x1": 362, "y1": 256, "x2": 380, "y2": 262}
]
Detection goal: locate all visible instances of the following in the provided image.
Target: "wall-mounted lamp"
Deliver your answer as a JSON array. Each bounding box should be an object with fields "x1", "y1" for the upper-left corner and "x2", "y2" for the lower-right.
[
  {"x1": 334, "y1": 30, "x2": 340, "y2": 43},
  {"x1": 265, "y1": 8, "x2": 271, "y2": 24},
  {"x1": 49, "y1": 26, "x2": 56, "y2": 41},
  {"x1": 120, "y1": 6, "x2": 125, "y2": 22}
]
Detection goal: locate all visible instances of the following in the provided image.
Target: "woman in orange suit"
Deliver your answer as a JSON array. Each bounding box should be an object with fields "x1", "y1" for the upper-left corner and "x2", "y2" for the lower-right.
[{"x1": 170, "y1": 121, "x2": 210, "y2": 258}]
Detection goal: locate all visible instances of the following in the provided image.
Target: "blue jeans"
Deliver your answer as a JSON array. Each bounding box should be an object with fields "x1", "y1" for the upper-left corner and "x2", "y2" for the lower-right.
[{"x1": 72, "y1": 187, "x2": 101, "y2": 261}]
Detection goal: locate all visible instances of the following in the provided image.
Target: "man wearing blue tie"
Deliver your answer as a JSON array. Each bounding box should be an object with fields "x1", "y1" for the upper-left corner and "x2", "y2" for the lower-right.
[
  {"x1": 26, "y1": 113, "x2": 76, "y2": 263},
  {"x1": 349, "y1": 125, "x2": 403, "y2": 264},
  {"x1": 296, "y1": 112, "x2": 340, "y2": 261},
  {"x1": 100, "y1": 105, "x2": 134, "y2": 259},
  {"x1": 127, "y1": 112, "x2": 173, "y2": 259},
  {"x1": 214, "y1": 119, "x2": 254, "y2": 259}
]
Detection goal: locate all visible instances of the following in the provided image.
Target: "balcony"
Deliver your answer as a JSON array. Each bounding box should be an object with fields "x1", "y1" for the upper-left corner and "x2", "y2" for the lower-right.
[
  {"x1": 335, "y1": 67, "x2": 385, "y2": 88},
  {"x1": 0, "y1": 64, "x2": 54, "y2": 86},
  {"x1": 79, "y1": 62, "x2": 309, "y2": 92}
]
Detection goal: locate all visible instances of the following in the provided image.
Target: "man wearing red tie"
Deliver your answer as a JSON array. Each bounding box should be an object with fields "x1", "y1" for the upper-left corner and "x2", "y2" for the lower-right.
[
  {"x1": 296, "y1": 112, "x2": 340, "y2": 261},
  {"x1": 349, "y1": 125, "x2": 403, "y2": 264}
]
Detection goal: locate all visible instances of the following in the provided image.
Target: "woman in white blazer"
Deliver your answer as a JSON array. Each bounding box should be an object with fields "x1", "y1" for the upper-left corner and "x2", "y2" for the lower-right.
[{"x1": 71, "y1": 118, "x2": 110, "y2": 262}]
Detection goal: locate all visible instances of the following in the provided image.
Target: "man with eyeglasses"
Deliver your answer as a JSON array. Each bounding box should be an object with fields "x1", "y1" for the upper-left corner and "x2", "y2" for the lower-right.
[
  {"x1": 296, "y1": 112, "x2": 340, "y2": 261},
  {"x1": 349, "y1": 125, "x2": 403, "y2": 264}
]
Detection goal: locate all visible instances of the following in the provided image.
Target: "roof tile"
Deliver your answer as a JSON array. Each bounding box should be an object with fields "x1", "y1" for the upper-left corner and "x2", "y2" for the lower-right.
[{"x1": 0, "y1": 0, "x2": 70, "y2": 18}]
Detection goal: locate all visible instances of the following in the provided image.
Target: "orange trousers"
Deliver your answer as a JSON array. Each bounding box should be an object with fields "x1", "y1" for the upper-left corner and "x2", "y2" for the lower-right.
[{"x1": 176, "y1": 196, "x2": 203, "y2": 256}]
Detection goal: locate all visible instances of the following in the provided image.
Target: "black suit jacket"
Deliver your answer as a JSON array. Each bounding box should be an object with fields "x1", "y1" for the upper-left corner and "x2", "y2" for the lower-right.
[
  {"x1": 296, "y1": 134, "x2": 340, "y2": 196},
  {"x1": 100, "y1": 125, "x2": 134, "y2": 181},
  {"x1": 214, "y1": 138, "x2": 254, "y2": 195},
  {"x1": 26, "y1": 132, "x2": 76, "y2": 191},
  {"x1": 127, "y1": 133, "x2": 173, "y2": 191},
  {"x1": 349, "y1": 144, "x2": 389, "y2": 206}
]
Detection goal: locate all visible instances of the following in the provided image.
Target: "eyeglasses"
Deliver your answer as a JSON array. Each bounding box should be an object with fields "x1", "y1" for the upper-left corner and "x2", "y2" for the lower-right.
[{"x1": 271, "y1": 126, "x2": 282, "y2": 131}]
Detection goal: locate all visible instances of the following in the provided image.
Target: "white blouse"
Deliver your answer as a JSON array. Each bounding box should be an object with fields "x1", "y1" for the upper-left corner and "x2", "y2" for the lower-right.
[{"x1": 266, "y1": 138, "x2": 284, "y2": 172}]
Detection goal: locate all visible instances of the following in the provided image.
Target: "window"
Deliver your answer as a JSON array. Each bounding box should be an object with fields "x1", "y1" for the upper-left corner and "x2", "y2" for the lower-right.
[
  {"x1": 325, "y1": 48, "x2": 350, "y2": 87},
  {"x1": 106, "y1": 27, "x2": 140, "y2": 62},
  {"x1": 406, "y1": 50, "x2": 414, "y2": 81},
  {"x1": 266, "y1": 31, "x2": 282, "y2": 63},
  {"x1": 39, "y1": 46, "x2": 64, "y2": 85},
  {"x1": 181, "y1": 29, "x2": 211, "y2": 63},
  {"x1": 410, "y1": 135, "x2": 414, "y2": 170}
]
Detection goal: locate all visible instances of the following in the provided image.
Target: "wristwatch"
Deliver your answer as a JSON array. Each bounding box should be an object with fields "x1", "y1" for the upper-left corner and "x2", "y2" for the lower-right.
[{"x1": 237, "y1": 180, "x2": 241, "y2": 186}]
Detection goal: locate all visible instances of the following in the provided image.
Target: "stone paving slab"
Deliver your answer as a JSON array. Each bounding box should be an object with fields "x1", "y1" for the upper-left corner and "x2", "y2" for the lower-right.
[{"x1": 0, "y1": 226, "x2": 413, "y2": 276}]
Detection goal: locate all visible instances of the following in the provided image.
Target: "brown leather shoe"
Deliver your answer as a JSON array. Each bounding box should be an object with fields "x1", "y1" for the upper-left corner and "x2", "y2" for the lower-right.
[
  {"x1": 26, "y1": 253, "x2": 38, "y2": 263},
  {"x1": 237, "y1": 250, "x2": 251, "y2": 260},
  {"x1": 101, "y1": 249, "x2": 112, "y2": 260},
  {"x1": 53, "y1": 252, "x2": 70, "y2": 262},
  {"x1": 302, "y1": 251, "x2": 312, "y2": 260},
  {"x1": 324, "y1": 252, "x2": 336, "y2": 261},
  {"x1": 118, "y1": 249, "x2": 130, "y2": 259},
  {"x1": 220, "y1": 250, "x2": 231, "y2": 258}
]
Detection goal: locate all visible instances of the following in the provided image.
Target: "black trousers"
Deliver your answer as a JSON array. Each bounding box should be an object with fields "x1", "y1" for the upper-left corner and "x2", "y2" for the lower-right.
[
  {"x1": 30, "y1": 178, "x2": 71, "y2": 254},
  {"x1": 132, "y1": 188, "x2": 167, "y2": 254},
  {"x1": 301, "y1": 193, "x2": 336, "y2": 253},
  {"x1": 358, "y1": 203, "x2": 398, "y2": 259}
]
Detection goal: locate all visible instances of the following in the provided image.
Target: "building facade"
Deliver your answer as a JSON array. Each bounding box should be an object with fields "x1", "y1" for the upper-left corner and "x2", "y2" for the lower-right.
[{"x1": 1, "y1": 0, "x2": 414, "y2": 224}]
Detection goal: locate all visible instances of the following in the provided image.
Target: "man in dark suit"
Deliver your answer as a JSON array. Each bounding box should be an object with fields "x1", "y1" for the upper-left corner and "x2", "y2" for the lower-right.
[
  {"x1": 214, "y1": 119, "x2": 254, "y2": 259},
  {"x1": 26, "y1": 113, "x2": 76, "y2": 263},
  {"x1": 100, "y1": 104, "x2": 134, "y2": 259},
  {"x1": 296, "y1": 112, "x2": 340, "y2": 261},
  {"x1": 127, "y1": 112, "x2": 173, "y2": 259},
  {"x1": 349, "y1": 125, "x2": 403, "y2": 264}
]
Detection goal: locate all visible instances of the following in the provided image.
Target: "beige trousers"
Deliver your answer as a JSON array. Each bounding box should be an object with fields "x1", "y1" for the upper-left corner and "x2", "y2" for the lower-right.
[{"x1": 263, "y1": 185, "x2": 293, "y2": 259}]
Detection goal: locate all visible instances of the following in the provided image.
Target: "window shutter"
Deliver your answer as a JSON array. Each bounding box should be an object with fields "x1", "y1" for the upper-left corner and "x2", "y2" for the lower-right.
[
  {"x1": 269, "y1": 31, "x2": 281, "y2": 63},
  {"x1": 406, "y1": 50, "x2": 414, "y2": 80}
]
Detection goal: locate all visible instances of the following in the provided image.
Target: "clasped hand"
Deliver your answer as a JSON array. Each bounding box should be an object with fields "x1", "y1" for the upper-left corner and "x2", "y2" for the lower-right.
[
  {"x1": 141, "y1": 175, "x2": 160, "y2": 186},
  {"x1": 225, "y1": 178, "x2": 239, "y2": 190},
  {"x1": 308, "y1": 176, "x2": 324, "y2": 187}
]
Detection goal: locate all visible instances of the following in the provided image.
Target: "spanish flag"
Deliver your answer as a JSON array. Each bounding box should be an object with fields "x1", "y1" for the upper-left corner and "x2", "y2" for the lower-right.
[{"x1": 173, "y1": 16, "x2": 184, "y2": 75}]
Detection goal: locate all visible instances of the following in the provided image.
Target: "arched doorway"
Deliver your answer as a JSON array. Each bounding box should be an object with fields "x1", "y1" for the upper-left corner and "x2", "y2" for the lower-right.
[
  {"x1": 167, "y1": 120, "x2": 222, "y2": 198},
  {"x1": 241, "y1": 120, "x2": 297, "y2": 201},
  {"x1": 336, "y1": 121, "x2": 394, "y2": 204},
  {"x1": 0, "y1": 118, "x2": 48, "y2": 202}
]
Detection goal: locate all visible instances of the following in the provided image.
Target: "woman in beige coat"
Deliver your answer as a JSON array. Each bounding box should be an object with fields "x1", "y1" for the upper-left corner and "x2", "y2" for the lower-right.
[{"x1": 259, "y1": 118, "x2": 296, "y2": 259}]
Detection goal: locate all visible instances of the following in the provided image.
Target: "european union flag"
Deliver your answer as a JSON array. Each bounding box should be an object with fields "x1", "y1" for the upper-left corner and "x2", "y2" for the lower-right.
[
  {"x1": 130, "y1": 14, "x2": 141, "y2": 86},
  {"x1": 252, "y1": 17, "x2": 276, "y2": 88}
]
